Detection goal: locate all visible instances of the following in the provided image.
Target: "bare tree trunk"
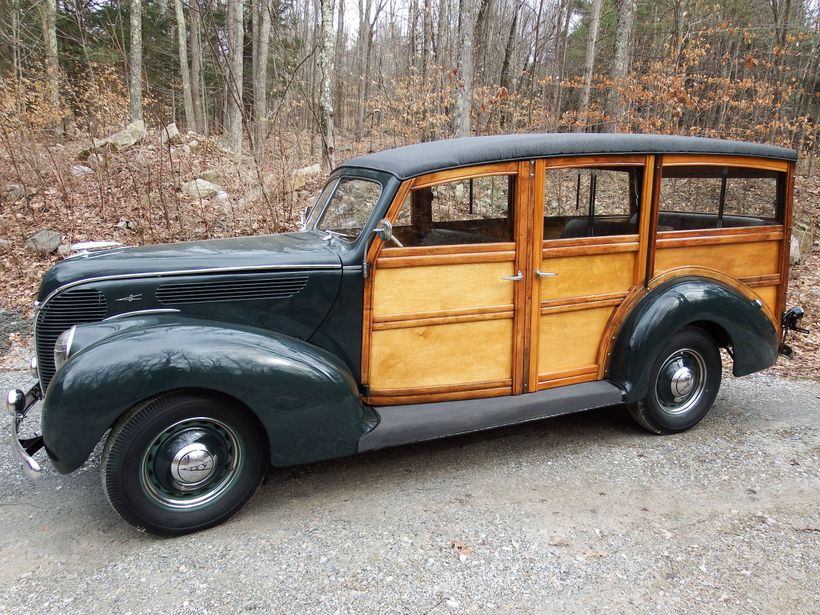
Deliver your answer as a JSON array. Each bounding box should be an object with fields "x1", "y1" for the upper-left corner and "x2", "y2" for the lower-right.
[
  {"x1": 472, "y1": 0, "x2": 490, "y2": 83},
  {"x1": 576, "y1": 0, "x2": 602, "y2": 131},
  {"x1": 499, "y1": 5, "x2": 519, "y2": 131},
  {"x1": 39, "y1": 0, "x2": 61, "y2": 133},
  {"x1": 334, "y1": 0, "x2": 346, "y2": 129},
  {"x1": 318, "y1": 0, "x2": 336, "y2": 169},
  {"x1": 224, "y1": 0, "x2": 244, "y2": 154},
  {"x1": 454, "y1": 0, "x2": 475, "y2": 137},
  {"x1": 253, "y1": 0, "x2": 272, "y2": 158},
  {"x1": 408, "y1": 0, "x2": 418, "y2": 70},
  {"x1": 174, "y1": 0, "x2": 195, "y2": 130},
  {"x1": 354, "y1": 0, "x2": 370, "y2": 137},
  {"x1": 189, "y1": 0, "x2": 206, "y2": 134},
  {"x1": 421, "y1": 0, "x2": 432, "y2": 80},
  {"x1": 129, "y1": 0, "x2": 143, "y2": 122},
  {"x1": 604, "y1": 0, "x2": 636, "y2": 131}
]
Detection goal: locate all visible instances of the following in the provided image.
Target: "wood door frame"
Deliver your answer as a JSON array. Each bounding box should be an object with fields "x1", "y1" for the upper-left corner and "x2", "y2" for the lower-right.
[
  {"x1": 528, "y1": 155, "x2": 655, "y2": 390},
  {"x1": 361, "y1": 162, "x2": 532, "y2": 405}
]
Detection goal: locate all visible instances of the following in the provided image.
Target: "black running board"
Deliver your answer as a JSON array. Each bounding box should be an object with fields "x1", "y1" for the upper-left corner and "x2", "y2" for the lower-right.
[{"x1": 358, "y1": 381, "x2": 624, "y2": 452}]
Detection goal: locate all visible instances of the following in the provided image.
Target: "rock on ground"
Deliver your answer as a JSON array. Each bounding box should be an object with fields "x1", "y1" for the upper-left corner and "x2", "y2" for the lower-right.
[
  {"x1": 78, "y1": 120, "x2": 148, "y2": 160},
  {"x1": 24, "y1": 229, "x2": 61, "y2": 254},
  {"x1": 183, "y1": 178, "x2": 222, "y2": 199},
  {"x1": 160, "y1": 123, "x2": 182, "y2": 145},
  {"x1": 71, "y1": 164, "x2": 93, "y2": 177}
]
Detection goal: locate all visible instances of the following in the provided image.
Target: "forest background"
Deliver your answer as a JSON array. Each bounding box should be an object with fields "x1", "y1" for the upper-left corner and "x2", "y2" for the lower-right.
[{"x1": 0, "y1": 0, "x2": 818, "y2": 369}]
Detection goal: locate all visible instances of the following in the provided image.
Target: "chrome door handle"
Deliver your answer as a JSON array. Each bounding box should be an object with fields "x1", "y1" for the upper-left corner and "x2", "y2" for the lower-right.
[
  {"x1": 536, "y1": 270, "x2": 558, "y2": 278},
  {"x1": 501, "y1": 270, "x2": 524, "y2": 282}
]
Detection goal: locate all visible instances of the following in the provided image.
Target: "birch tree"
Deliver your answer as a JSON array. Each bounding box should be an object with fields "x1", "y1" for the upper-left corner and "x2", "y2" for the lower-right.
[
  {"x1": 129, "y1": 0, "x2": 143, "y2": 122},
  {"x1": 224, "y1": 0, "x2": 244, "y2": 154},
  {"x1": 318, "y1": 0, "x2": 336, "y2": 169},
  {"x1": 576, "y1": 0, "x2": 602, "y2": 131}
]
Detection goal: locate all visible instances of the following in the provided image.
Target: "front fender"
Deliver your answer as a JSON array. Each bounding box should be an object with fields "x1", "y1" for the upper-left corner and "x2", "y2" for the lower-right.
[
  {"x1": 42, "y1": 317, "x2": 376, "y2": 473},
  {"x1": 608, "y1": 276, "x2": 777, "y2": 403}
]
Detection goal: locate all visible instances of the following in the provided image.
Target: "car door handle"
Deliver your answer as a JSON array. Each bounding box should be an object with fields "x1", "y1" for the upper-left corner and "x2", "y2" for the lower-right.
[
  {"x1": 536, "y1": 270, "x2": 558, "y2": 278},
  {"x1": 500, "y1": 271, "x2": 524, "y2": 282}
]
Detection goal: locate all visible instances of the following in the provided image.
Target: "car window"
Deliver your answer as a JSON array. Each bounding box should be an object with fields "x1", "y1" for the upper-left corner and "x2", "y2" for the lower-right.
[
  {"x1": 392, "y1": 175, "x2": 515, "y2": 246},
  {"x1": 659, "y1": 166, "x2": 782, "y2": 231},
  {"x1": 543, "y1": 166, "x2": 643, "y2": 240},
  {"x1": 316, "y1": 178, "x2": 382, "y2": 241}
]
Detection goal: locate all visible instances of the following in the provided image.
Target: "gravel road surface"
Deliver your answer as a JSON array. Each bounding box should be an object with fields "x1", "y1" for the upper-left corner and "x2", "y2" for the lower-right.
[{"x1": 1, "y1": 367, "x2": 818, "y2": 614}]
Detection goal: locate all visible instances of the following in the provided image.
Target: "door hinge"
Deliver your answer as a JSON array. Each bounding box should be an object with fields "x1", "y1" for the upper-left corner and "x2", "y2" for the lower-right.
[{"x1": 529, "y1": 161, "x2": 535, "y2": 177}]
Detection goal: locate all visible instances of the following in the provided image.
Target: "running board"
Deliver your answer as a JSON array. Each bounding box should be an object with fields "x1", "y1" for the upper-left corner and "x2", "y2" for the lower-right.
[{"x1": 358, "y1": 381, "x2": 625, "y2": 453}]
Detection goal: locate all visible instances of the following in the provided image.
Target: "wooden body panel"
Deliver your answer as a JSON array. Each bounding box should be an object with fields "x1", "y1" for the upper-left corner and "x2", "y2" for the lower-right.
[
  {"x1": 538, "y1": 251, "x2": 636, "y2": 301},
  {"x1": 537, "y1": 306, "x2": 615, "y2": 377},
  {"x1": 372, "y1": 261, "x2": 515, "y2": 317},
  {"x1": 654, "y1": 237, "x2": 782, "y2": 313},
  {"x1": 369, "y1": 318, "x2": 514, "y2": 391},
  {"x1": 362, "y1": 152, "x2": 793, "y2": 406}
]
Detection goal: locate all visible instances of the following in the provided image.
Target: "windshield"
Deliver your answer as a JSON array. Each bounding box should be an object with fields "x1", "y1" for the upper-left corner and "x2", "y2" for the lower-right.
[{"x1": 311, "y1": 177, "x2": 382, "y2": 242}]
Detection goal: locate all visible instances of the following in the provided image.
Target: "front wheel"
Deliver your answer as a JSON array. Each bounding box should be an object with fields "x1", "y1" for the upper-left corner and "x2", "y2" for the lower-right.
[
  {"x1": 101, "y1": 393, "x2": 269, "y2": 535},
  {"x1": 628, "y1": 327, "x2": 722, "y2": 435}
]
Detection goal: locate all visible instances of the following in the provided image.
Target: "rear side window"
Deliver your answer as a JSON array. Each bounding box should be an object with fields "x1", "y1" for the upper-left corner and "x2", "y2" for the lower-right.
[
  {"x1": 659, "y1": 166, "x2": 783, "y2": 231},
  {"x1": 392, "y1": 175, "x2": 515, "y2": 246},
  {"x1": 543, "y1": 166, "x2": 643, "y2": 240}
]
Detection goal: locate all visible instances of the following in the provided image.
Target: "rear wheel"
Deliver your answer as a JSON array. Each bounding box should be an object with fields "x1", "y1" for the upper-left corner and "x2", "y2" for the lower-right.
[
  {"x1": 102, "y1": 393, "x2": 268, "y2": 535},
  {"x1": 628, "y1": 327, "x2": 722, "y2": 435}
]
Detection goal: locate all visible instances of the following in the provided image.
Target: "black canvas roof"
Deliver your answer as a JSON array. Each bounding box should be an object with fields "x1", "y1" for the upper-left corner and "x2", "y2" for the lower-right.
[{"x1": 339, "y1": 133, "x2": 797, "y2": 180}]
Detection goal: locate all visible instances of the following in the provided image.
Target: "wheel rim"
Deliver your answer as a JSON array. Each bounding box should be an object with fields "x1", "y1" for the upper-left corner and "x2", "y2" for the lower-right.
[
  {"x1": 654, "y1": 348, "x2": 708, "y2": 416},
  {"x1": 140, "y1": 417, "x2": 243, "y2": 509}
]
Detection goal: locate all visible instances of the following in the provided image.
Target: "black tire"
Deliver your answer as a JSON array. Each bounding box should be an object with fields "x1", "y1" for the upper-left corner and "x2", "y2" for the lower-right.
[
  {"x1": 101, "y1": 392, "x2": 269, "y2": 535},
  {"x1": 628, "y1": 327, "x2": 722, "y2": 435}
]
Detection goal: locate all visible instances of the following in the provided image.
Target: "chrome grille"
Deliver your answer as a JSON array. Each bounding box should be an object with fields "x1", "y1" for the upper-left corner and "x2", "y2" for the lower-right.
[
  {"x1": 36, "y1": 288, "x2": 107, "y2": 390},
  {"x1": 156, "y1": 276, "x2": 308, "y2": 305}
]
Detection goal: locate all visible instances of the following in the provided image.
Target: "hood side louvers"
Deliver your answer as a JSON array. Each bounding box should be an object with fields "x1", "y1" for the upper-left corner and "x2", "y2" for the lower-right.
[{"x1": 156, "y1": 276, "x2": 309, "y2": 305}]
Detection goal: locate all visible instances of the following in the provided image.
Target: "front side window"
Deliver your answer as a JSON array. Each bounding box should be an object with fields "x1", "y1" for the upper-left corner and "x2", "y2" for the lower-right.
[
  {"x1": 314, "y1": 177, "x2": 383, "y2": 241},
  {"x1": 543, "y1": 166, "x2": 643, "y2": 240},
  {"x1": 659, "y1": 166, "x2": 782, "y2": 231},
  {"x1": 392, "y1": 174, "x2": 515, "y2": 247}
]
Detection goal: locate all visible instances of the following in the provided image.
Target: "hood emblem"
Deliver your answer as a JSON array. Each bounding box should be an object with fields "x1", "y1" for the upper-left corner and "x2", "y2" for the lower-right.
[{"x1": 115, "y1": 293, "x2": 143, "y2": 303}]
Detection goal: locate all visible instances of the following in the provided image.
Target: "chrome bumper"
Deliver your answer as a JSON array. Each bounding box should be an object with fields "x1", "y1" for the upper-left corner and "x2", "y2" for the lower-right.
[{"x1": 5, "y1": 384, "x2": 44, "y2": 479}]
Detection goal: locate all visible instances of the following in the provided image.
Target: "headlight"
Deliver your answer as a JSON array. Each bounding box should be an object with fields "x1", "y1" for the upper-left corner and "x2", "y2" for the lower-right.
[{"x1": 53, "y1": 326, "x2": 77, "y2": 372}]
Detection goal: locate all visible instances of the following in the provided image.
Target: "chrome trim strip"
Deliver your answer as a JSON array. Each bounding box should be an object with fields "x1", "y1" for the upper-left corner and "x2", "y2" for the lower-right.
[{"x1": 104, "y1": 308, "x2": 181, "y2": 321}]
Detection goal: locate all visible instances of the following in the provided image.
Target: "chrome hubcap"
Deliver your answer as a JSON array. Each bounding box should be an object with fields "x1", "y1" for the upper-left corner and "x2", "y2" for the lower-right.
[
  {"x1": 655, "y1": 348, "x2": 707, "y2": 416},
  {"x1": 670, "y1": 366, "x2": 695, "y2": 398},
  {"x1": 171, "y1": 441, "x2": 217, "y2": 490},
  {"x1": 141, "y1": 417, "x2": 242, "y2": 509}
]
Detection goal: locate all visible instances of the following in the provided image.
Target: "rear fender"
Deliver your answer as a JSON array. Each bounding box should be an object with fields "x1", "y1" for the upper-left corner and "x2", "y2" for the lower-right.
[
  {"x1": 607, "y1": 275, "x2": 777, "y2": 403},
  {"x1": 42, "y1": 316, "x2": 376, "y2": 473}
]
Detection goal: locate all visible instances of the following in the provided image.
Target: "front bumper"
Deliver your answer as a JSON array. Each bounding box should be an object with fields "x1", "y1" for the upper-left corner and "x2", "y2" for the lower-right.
[{"x1": 5, "y1": 384, "x2": 45, "y2": 479}]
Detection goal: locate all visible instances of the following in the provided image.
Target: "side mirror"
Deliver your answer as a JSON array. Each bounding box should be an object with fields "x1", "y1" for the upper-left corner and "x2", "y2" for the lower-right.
[{"x1": 373, "y1": 219, "x2": 403, "y2": 248}]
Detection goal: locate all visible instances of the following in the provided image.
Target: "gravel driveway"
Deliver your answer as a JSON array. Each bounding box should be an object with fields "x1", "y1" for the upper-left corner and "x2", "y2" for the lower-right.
[{"x1": 1, "y1": 367, "x2": 818, "y2": 614}]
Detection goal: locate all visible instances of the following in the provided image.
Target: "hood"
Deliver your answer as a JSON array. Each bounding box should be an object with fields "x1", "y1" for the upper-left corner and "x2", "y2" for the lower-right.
[{"x1": 38, "y1": 232, "x2": 342, "y2": 301}]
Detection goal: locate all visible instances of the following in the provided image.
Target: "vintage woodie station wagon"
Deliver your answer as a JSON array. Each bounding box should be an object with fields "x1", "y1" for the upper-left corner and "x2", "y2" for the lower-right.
[{"x1": 7, "y1": 133, "x2": 806, "y2": 534}]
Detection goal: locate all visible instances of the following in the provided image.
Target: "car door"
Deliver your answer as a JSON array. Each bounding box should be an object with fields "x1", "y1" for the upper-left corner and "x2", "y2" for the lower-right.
[
  {"x1": 527, "y1": 156, "x2": 654, "y2": 390},
  {"x1": 362, "y1": 163, "x2": 531, "y2": 405}
]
